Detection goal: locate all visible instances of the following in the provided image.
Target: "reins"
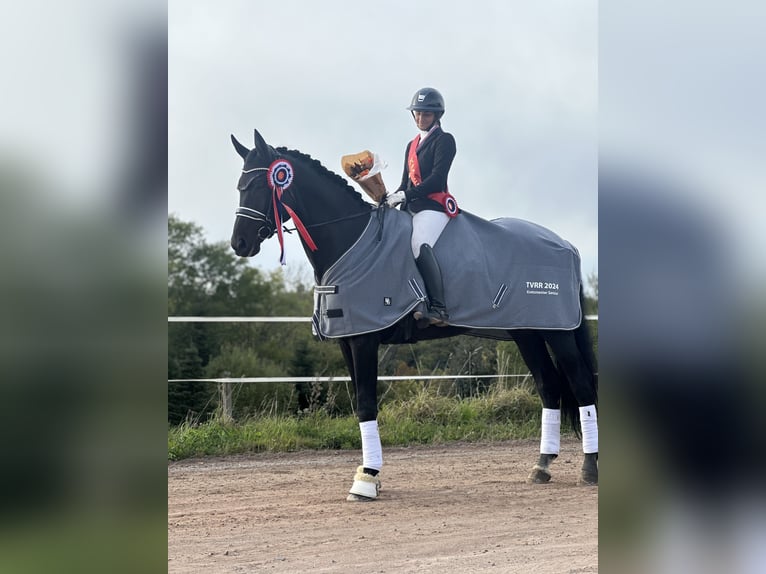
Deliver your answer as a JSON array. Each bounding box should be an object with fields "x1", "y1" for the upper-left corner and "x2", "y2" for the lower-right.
[{"x1": 286, "y1": 210, "x2": 372, "y2": 232}]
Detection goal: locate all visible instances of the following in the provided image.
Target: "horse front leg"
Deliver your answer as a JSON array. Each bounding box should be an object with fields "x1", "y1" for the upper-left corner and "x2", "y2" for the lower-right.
[{"x1": 339, "y1": 335, "x2": 382, "y2": 501}]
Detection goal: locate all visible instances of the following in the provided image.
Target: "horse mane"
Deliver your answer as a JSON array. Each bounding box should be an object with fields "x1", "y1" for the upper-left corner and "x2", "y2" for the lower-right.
[{"x1": 276, "y1": 147, "x2": 371, "y2": 209}]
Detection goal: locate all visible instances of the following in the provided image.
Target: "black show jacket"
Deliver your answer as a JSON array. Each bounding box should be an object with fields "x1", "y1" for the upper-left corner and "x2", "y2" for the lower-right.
[{"x1": 397, "y1": 126, "x2": 456, "y2": 214}]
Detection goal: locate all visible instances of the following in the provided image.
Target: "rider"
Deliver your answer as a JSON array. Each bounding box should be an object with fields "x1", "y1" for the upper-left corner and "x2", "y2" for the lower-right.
[{"x1": 385, "y1": 87, "x2": 458, "y2": 326}]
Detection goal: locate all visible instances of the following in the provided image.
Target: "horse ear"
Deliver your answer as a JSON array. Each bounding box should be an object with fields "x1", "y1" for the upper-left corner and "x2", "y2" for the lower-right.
[
  {"x1": 231, "y1": 134, "x2": 249, "y2": 160},
  {"x1": 253, "y1": 129, "x2": 270, "y2": 158}
]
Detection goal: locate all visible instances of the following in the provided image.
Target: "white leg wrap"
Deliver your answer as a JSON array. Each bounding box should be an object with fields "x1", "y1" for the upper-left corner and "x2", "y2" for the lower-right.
[
  {"x1": 360, "y1": 420, "x2": 382, "y2": 471},
  {"x1": 579, "y1": 404, "x2": 598, "y2": 454},
  {"x1": 540, "y1": 408, "x2": 561, "y2": 454}
]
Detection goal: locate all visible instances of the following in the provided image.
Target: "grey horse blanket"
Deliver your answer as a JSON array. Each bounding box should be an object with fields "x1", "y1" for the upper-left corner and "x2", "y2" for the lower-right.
[{"x1": 313, "y1": 208, "x2": 582, "y2": 339}]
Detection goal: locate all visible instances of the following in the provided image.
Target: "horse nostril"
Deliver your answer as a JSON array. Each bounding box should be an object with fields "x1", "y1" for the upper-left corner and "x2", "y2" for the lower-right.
[{"x1": 231, "y1": 237, "x2": 247, "y2": 254}]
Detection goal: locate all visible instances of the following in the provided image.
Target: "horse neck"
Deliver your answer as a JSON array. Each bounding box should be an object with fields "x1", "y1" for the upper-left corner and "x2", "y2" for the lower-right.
[{"x1": 280, "y1": 152, "x2": 372, "y2": 279}]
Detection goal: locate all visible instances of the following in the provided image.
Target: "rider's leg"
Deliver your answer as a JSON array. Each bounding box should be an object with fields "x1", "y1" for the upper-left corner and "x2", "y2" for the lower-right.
[{"x1": 411, "y1": 210, "x2": 450, "y2": 325}]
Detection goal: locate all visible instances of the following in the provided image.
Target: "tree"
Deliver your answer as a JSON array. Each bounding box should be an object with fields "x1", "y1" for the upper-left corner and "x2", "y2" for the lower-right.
[
  {"x1": 168, "y1": 338, "x2": 212, "y2": 425},
  {"x1": 167, "y1": 214, "x2": 599, "y2": 422},
  {"x1": 168, "y1": 215, "x2": 329, "y2": 423},
  {"x1": 290, "y1": 338, "x2": 315, "y2": 411}
]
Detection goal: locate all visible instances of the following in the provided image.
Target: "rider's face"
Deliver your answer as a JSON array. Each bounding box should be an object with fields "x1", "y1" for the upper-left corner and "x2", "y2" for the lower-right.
[{"x1": 413, "y1": 111, "x2": 436, "y2": 131}]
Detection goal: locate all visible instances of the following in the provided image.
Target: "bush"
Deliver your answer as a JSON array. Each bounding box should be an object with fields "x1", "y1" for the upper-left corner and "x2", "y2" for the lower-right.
[
  {"x1": 476, "y1": 385, "x2": 541, "y2": 423},
  {"x1": 168, "y1": 381, "x2": 546, "y2": 461}
]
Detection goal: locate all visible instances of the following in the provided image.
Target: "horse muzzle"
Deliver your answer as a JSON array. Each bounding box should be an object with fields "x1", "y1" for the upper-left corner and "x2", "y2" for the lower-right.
[
  {"x1": 231, "y1": 214, "x2": 275, "y2": 257},
  {"x1": 231, "y1": 235, "x2": 261, "y2": 257}
]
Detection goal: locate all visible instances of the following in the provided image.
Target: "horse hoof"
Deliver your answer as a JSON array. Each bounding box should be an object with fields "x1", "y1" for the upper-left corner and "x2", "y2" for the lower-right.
[
  {"x1": 528, "y1": 466, "x2": 552, "y2": 484},
  {"x1": 347, "y1": 466, "x2": 381, "y2": 501},
  {"x1": 578, "y1": 453, "x2": 598, "y2": 485},
  {"x1": 578, "y1": 468, "x2": 598, "y2": 485},
  {"x1": 528, "y1": 453, "x2": 556, "y2": 483},
  {"x1": 346, "y1": 492, "x2": 377, "y2": 502}
]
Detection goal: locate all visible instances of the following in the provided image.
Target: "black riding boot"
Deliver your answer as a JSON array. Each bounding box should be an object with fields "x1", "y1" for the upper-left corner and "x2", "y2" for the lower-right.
[{"x1": 414, "y1": 244, "x2": 449, "y2": 327}]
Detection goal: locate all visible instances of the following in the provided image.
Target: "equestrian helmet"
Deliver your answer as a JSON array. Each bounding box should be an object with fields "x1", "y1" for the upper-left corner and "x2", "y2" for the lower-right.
[{"x1": 406, "y1": 87, "x2": 445, "y2": 117}]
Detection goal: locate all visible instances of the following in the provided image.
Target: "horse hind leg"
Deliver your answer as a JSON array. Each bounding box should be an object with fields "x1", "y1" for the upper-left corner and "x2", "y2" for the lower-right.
[
  {"x1": 578, "y1": 405, "x2": 598, "y2": 485},
  {"x1": 528, "y1": 409, "x2": 561, "y2": 483},
  {"x1": 514, "y1": 331, "x2": 564, "y2": 484},
  {"x1": 544, "y1": 331, "x2": 599, "y2": 486}
]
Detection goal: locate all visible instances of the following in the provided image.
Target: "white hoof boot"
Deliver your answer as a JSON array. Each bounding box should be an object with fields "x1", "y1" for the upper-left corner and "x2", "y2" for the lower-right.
[{"x1": 346, "y1": 466, "x2": 381, "y2": 501}]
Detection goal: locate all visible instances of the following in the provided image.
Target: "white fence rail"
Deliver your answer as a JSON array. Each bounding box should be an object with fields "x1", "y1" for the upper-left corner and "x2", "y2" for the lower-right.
[
  {"x1": 167, "y1": 315, "x2": 597, "y2": 387},
  {"x1": 168, "y1": 316, "x2": 310, "y2": 323},
  {"x1": 169, "y1": 315, "x2": 598, "y2": 323},
  {"x1": 168, "y1": 315, "x2": 597, "y2": 419},
  {"x1": 169, "y1": 374, "x2": 533, "y2": 384}
]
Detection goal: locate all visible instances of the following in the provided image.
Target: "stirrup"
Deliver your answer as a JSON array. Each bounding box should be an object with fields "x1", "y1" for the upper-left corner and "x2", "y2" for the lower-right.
[{"x1": 413, "y1": 307, "x2": 449, "y2": 328}]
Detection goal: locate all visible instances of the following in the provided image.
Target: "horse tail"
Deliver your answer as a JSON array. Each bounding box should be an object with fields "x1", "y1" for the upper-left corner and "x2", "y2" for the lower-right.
[
  {"x1": 558, "y1": 365, "x2": 581, "y2": 437},
  {"x1": 555, "y1": 288, "x2": 598, "y2": 436}
]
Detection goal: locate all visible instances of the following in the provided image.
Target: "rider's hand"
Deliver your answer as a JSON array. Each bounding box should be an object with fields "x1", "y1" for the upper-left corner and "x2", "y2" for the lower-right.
[{"x1": 385, "y1": 190, "x2": 406, "y2": 208}]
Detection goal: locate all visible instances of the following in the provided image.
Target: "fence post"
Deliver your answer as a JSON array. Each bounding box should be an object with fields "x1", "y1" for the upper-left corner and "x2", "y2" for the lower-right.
[{"x1": 219, "y1": 372, "x2": 233, "y2": 422}]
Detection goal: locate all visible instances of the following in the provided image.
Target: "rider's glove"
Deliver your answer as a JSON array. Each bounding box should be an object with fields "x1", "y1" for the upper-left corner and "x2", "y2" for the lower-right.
[{"x1": 385, "y1": 190, "x2": 406, "y2": 208}]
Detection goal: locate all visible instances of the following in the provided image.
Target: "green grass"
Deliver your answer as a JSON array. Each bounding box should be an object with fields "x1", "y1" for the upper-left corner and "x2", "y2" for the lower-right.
[
  {"x1": 168, "y1": 385, "x2": 546, "y2": 461},
  {"x1": 0, "y1": 511, "x2": 166, "y2": 574}
]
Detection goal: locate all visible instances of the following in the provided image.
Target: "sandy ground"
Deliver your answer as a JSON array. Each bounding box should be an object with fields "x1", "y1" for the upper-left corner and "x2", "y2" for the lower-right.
[{"x1": 168, "y1": 438, "x2": 597, "y2": 573}]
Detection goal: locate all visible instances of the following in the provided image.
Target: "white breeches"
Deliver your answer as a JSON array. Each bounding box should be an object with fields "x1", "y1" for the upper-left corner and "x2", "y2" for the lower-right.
[{"x1": 410, "y1": 210, "x2": 450, "y2": 258}]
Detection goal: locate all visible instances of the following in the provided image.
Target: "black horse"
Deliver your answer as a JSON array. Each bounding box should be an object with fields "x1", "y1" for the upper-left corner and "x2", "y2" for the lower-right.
[{"x1": 229, "y1": 129, "x2": 598, "y2": 499}]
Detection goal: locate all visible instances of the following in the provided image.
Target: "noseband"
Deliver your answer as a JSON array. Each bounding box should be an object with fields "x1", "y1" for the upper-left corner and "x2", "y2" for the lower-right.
[{"x1": 235, "y1": 205, "x2": 276, "y2": 240}]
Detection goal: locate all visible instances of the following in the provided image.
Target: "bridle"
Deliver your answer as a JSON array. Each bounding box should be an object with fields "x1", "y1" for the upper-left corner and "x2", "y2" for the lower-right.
[
  {"x1": 234, "y1": 166, "x2": 277, "y2": 240},
  {"x1": 234, "y1": 162, "x2": 375, "y2": 263},
  {"x1": 234, "y1": 206, "x2": 276, "y2": 240},
  {"x1": 234, "y1": 162, "x2": 317, "y2": 265}
]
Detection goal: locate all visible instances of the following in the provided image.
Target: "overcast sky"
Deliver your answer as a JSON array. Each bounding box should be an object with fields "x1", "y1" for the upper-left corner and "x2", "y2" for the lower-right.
[{"x1": 169, "y1": 0, "x2": 597, "y2": 281}]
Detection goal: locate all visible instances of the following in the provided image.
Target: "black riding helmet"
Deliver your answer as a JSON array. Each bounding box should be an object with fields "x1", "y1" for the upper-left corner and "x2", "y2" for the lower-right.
[{"x1": 406, "y1": 87, "x2": 445, "y2": 120}]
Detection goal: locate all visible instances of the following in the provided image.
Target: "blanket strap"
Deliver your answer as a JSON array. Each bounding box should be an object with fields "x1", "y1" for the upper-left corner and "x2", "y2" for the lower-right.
[{"x1": 314, "y1": 285, "x2": 339, "y2": 295}]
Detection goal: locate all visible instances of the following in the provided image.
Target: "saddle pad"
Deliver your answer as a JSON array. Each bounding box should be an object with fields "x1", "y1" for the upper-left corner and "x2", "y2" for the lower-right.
[{"x1": 314, "y1": 208, "x2": 582, "y2": 338}]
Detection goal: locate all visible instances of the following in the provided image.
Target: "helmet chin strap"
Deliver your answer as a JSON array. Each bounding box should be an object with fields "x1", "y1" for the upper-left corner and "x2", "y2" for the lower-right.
[{"x1": 415, "y1": 122, "x2": 440, "y2": 148}]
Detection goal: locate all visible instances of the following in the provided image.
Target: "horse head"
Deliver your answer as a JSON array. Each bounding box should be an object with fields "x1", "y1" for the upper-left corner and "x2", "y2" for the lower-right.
[
  {"x1": 229, "y1": 128, "x2": 374, "y2": 275},
  {"x1": 229, "y1": 129, "x2": 285, "y2": 257}
]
